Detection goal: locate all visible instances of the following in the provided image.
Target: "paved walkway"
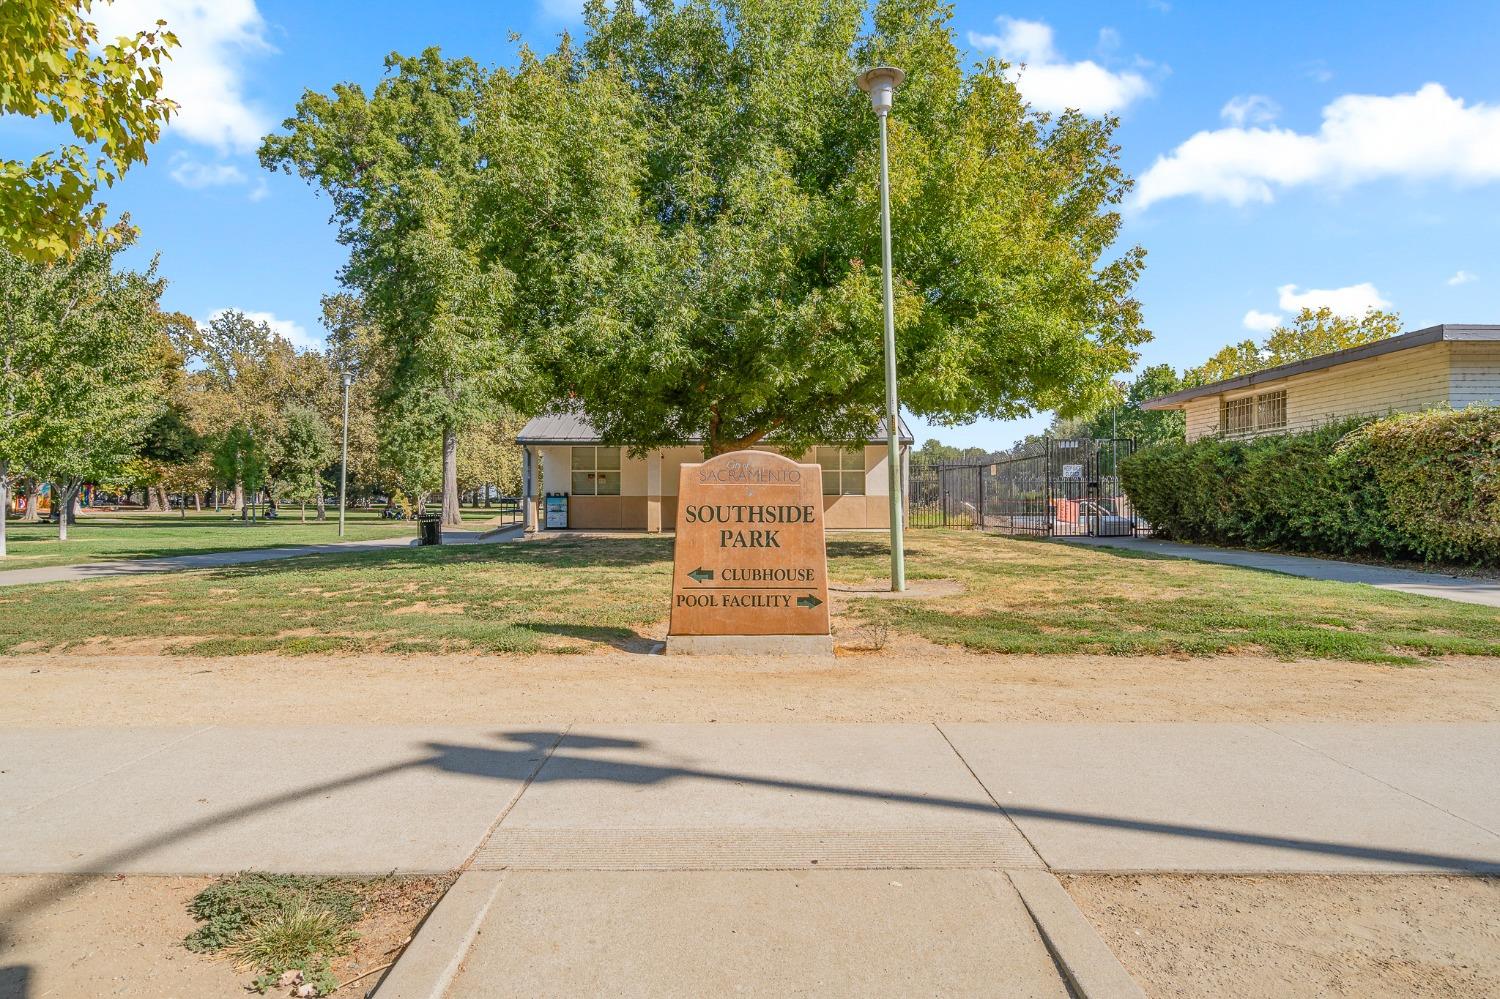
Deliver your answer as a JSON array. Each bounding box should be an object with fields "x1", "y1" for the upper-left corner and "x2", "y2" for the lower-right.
[
  {"x1": 4, "y1": 722, "x2": 1494, "y2": 998},
  {"x1": 1063, "y1": 535, "x2": 1500, "y2": 608},
  {"x1": 0, "y1": 523, "x2": 522, "y2": 588},
  {"x1": 3, "y1": 723, "x2": 1494, "y2": 876}
]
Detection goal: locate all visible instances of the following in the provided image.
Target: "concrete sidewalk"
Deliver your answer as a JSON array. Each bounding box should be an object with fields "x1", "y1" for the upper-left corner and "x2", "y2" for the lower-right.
[
  {"x1": 6, "y1": 722, "x2": 1494, "y2": 998},
  {"x1": 2, "y1": 723, "x2": 1495, "y2": 876},
  {"x1": 0, "y1": 535, "x2": 418, "y2": 588},
  {"x1": 0, "y1": 523, "x2": 522, "y2": 588},
  {"x1": 1062, "y1": 535, "x2": 1500, "y2": 608}
]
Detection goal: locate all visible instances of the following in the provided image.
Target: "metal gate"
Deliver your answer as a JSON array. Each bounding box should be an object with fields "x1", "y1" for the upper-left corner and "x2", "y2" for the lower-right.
[{"x1": 909, "y1": 438, "x2": 1138, "y2": 537}]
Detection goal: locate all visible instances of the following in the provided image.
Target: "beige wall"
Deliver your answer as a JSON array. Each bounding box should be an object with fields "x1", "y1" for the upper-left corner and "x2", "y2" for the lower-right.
[
  {"x1": 535, "y1": 443, "x2": 899, "y2": 530},
  {"x1": 1451, "y1": 341, "x2": 1500, "y2": 407},
  {"x1": 1180, "y1": 342, "x2": 1478, "y2": 441}
]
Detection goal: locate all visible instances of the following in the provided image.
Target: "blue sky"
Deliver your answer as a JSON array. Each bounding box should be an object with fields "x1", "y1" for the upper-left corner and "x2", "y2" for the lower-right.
[{"x1": 5, "y1": 0, "x2": 1498, "y2": 450}]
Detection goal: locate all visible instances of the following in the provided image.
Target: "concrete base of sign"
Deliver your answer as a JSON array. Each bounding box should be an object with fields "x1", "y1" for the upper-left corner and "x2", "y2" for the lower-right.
[{"x1": 665, "y1": 634, "x2": 834, "y2": 657}]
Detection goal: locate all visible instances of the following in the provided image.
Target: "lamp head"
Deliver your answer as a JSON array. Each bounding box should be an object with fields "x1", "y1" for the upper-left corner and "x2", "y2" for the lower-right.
[
  {"x1": 342, "y1": 371, "x2": 354, "y2": 388},
  {"x1": 856, "y1": 65, "x2": 905, "y2": 116}
]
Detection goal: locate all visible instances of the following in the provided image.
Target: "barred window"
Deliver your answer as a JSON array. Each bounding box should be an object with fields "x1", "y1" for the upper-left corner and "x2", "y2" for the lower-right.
[
  {"x1": 1220, "y1": 396, "x2": 1255, "y2": 435},
  {"x1": 570, "y1": 447, "x2": 621, "y2": 495},
  {"x1": 1256, "y1": 390, "x2": 1287, "y2": 430},
  {"x1": 817, "y1": 447, "x2": 866, "y2": 496}
]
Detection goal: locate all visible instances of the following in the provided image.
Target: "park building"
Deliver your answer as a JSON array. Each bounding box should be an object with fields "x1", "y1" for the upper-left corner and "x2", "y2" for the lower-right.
[
  {"x1": 1143, "y1": 323, "x2": 1500, "y2": 441},
  {"x1": 516, "y1": 412, "x2": 914, "y2": 532}
]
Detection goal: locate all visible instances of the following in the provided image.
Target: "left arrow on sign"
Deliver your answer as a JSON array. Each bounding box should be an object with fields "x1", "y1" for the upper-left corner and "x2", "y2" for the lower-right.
[{"x1": 688, "y1": 567, "x2": 714, "y2": 582}]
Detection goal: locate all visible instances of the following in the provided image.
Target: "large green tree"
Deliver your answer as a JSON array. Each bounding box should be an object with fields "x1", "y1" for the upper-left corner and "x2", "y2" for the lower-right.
[
  {"x1": 0, "y1": 240, "x2": 167, "y2": 542},
  {"x1": 1, "y1": 0, "x2": 179, "y2": 261},
  {"x1": 261, "y1": 52, "x2": 538, "y2": 527},
  {"x1": 466, "y1": 0, "x2": 1146, "y2": 454},
  {"x1": 267, "y1": 404, "x2": 335, "y2": 521},
  {"x1": 179, "y1": 309, "x2": 308, "y2": 511}
]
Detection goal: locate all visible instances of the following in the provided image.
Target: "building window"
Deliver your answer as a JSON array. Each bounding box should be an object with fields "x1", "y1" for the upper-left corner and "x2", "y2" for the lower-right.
[
  {"x1": 570, "y1": 446, "x2": 621, "y2": 495},
  {"x1": 817, "y1": 447, "x2": 866, "y2": 496},
  {"x1": 1220, "y1": 396, "x2": 1255, "y2": 435},
  {"x1": 1256, "y1": 389, "x2": 1287, "y2": 430},
  {"x1": 1220, "y1": 390, "x2": 1288, "y2": 435}
]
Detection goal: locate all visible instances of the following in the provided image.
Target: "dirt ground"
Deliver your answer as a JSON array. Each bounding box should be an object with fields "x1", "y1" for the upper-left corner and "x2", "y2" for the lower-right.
[
  {"x1": 5, "y1": 639, "x2": 1496, "y2": 997},
  {"x1": 2, "y1": 639, "x2": 1497, "y2": 726},
  {"x1": 0, "y1": 875, "x2": 450, "y2": 999},
  {"x1": 1065, "y1": 874, "x2": 1500, "y2": 998}
]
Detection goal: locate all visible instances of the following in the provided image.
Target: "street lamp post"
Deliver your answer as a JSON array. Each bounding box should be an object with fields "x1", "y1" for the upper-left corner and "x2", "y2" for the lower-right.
[
  {"x1": 857, "y1": 65, "x2": 907, "y2": 592},
  {"x1": 338, "y1": 371, "x2": 352, "y2": 538}
]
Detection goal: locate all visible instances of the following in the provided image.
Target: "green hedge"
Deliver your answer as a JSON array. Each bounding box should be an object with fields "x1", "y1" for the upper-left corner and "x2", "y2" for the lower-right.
[{"x1": 1120, "y1": 407, "x2": 1500, "y2": 567}]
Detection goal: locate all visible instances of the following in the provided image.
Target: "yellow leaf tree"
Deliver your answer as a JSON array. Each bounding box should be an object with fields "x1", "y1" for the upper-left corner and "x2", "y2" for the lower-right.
[{"x1": 0, "y1": 0, "x2": 178, "y2": 261}]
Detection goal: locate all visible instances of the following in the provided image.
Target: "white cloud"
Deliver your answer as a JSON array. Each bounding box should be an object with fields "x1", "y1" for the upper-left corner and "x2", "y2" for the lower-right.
[
  {"x1": 1242, "y1": 309, "x2": 1283, "y2": 332},
  {"x1": 1220, "y1": 94, "x2": 1279, "y2": 127},
  {"x1": 968, "y1": 17, "x2": 1152, "y2": 115},
  {"x1": 207, "y1": 309, "x2": 319, "y2": 350},
  {"x1": 1277, "y1": 282, "x2": 1390, "y2": 317},
  {"x1": 169, "y1": 158, "x2": 247, "y2": 188},
  {"x1": 1137, "y1": 83, "x2": 1500, "y2": 209},
  {"x1": 90, "y1": 0, "x2": 274, "y2": 155},
  {"x1": 1447, "y1": 269, "x2": 1478, "y2": 286}
]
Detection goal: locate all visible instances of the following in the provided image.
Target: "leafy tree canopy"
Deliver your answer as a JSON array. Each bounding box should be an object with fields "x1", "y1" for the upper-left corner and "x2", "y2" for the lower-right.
[
  {"x1": 261, "y1": 50, "x2": 544, "y2": 524},
  {"x1": 462, "y1": 0, "x2": 1146, "y2": 454},
  {"x1": 0, "y1": 238, "x2": 168, "y2": 538},
  {"x1": 1189, "y1": 307, "x2": 1403, "y2": 385},
  {"x1": 267, "y1": 404, "x2": 335, "y2": 517},
  {"x1": 1, "y1": 0, "x2": 178, "y2": 260},
  {"x1": 912, "y1": 439, "x2": 992, "y2": 464}
]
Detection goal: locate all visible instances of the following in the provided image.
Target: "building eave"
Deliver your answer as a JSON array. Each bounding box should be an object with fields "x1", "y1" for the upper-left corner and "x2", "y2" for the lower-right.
[{"x1": 1141, "y1": 323, "x2": 1500, "y2": 410}]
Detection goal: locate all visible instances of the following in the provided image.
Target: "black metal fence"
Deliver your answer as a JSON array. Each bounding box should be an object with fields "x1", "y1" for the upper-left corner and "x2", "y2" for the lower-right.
[{"x1": 909, "y1": 438, "x2": 1139, "y2": 537}]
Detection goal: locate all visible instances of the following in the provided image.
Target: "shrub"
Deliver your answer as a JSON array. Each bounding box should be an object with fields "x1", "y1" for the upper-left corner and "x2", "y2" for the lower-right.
[
  {"x1": 1337, "y1": 406, "x2": 1500, "y2": 564},
  {"x1": 1121, "y1": 407, "x2": 1500, "y2": 567}
]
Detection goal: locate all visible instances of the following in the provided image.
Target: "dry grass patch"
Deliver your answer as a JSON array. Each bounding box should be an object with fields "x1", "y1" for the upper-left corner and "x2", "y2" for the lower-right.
[{"x1": 0, "y1": 531, "x2": 1495, "y2": 662}]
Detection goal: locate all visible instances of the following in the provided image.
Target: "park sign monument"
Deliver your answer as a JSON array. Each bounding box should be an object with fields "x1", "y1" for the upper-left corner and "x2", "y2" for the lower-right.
[{"x1": 667, "y1": 450, "x2": 833, "y2": 655}]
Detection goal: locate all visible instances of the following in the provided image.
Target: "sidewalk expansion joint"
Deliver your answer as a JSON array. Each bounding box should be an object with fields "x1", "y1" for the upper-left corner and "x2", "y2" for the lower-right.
[
  {"x1": 457, "y1": 724, "x2": 571, "y2": 873},
  {"x1": 473, "y1": 827, "x2": 1044, "y2": 871},
  {"x1": 933, "y1": 721, "x2": 1049, "y2": 868}
]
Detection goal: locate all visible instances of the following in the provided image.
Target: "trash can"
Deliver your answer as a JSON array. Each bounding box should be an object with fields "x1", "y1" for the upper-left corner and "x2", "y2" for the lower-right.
[{"x1": 416, "y1": 512, "x2": 443, "y2": 546}]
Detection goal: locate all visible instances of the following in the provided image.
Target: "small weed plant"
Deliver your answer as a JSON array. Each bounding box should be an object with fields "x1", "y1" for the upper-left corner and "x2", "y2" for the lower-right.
[{"x1": 185, "y1": 872, "x2": 364, "y2": 995}]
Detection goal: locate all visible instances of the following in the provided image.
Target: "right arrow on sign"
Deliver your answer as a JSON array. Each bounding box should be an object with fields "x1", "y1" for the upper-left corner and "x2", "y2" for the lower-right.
[
  {"x1": 688, "y1": 567, "x2": 714, "y2": 583},
  {"x1": 797, "y1": 594, "x2": 823, "y2": 609}
]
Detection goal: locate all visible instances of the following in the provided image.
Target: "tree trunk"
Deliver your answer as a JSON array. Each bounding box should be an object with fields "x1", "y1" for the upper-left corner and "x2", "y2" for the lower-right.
[
  {"x1": 145, "y1": 486, "x2": 165, "y2": 512},
  {"x1": 441, "y1": 427, "x2": 461, "y2": 527},
  {"x1": 300, "y1": 500, "x2": 307, "y2": 523},
  {"x1": 0, "y1": 461, "x2": 9, "y2": 557},
  {"x1": 233, "y1": 480, "x2": 245, "y2": 513},
  {"x1": 20, "y1": 480, "x2": 40, "y2": 523},
  {"x1": 55, "y1": 480, "x2": 79, "y2": 542},
  {"x1": 316, "y1": 490, "x2": 326, "y2": 522},
  {"x1": 194, "y1": 492, "x2": 201, "y2": 512}
]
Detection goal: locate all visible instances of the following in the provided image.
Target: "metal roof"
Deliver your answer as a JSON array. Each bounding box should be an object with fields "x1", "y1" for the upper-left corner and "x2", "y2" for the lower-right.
[
  {"x1": 517, "y1": 409, "x2": 915, "y2": 446},
  {"x1": 1142, "y1": 324, "x2": 1500, "y2": 410}
]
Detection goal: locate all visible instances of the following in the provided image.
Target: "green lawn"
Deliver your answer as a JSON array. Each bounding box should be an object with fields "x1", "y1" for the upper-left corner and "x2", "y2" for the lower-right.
[
  {"x1": 0, "y1": 507, "x2": 505, "y2": 570},
  {"x1": 0, "y1": 531, "x2": 1495, "y2": 662}
]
